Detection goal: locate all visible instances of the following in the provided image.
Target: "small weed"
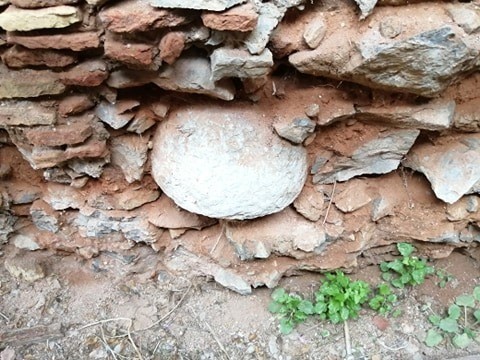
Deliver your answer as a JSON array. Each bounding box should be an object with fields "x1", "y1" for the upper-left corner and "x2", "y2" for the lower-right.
[
  {"x1": 268, "y1": 288, "x2": 314, "y2": 334},
  {"x1": 314, "y1": 271, "x2": 370, "y2": 324},
  {"x1": 368, "y1": 283, "x2": 398, "y2": 315},
  {"x1": 425, "y1": 286, "x2": 480, "y2": 349},
  {"x1": 436, "y1": 268, "x2": 454, "y2": 288},
  {"x1": 380, "y1": 243, "x2": 435, "y2": 289}
]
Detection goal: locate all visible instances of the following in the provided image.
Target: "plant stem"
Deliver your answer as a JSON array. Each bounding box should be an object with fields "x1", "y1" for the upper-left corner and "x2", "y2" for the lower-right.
[
  {"x1": 464, "y1": 306, "x2": 468, "y2": 328},
  {"x1": 344, "y1": 320, "x2": 352, "y2": 360}
]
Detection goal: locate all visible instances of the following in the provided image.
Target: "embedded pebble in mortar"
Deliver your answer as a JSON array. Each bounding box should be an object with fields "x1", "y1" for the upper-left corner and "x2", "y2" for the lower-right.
[{"x1": 151, "y1": 102, "x2": 308, "y2": 220}]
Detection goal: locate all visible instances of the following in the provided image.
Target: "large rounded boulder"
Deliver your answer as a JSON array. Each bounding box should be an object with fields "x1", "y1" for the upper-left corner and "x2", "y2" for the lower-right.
[{"x1": 151, "y1": 102, "x2": 308, "y2": 220}]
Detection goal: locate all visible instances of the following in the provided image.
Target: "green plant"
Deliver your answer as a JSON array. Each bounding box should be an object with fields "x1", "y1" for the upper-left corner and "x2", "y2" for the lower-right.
[
  {"x1": 314, "y1": 271, "x2": 371, "y2": 324},
  {"x1": 425, "y1": 286, "x2": 480, "y2": 349},
  {"x1": 380, "y1": 243, "x2": 435, "y2": 288},
  {"x1": 268, "y1": 288, "x2": 314, "y2": 334},
  {"x1": 369, "y1": 283, "x2": 398, "y2": 315},
  {"x1": 436, "y1": 268, "x2": 454, "y2": 288}
]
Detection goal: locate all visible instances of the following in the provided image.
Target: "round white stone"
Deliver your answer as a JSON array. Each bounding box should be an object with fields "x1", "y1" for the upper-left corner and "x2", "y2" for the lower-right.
[{"x1": 151, "y1": 103, "x2": 308, "y2": 220}]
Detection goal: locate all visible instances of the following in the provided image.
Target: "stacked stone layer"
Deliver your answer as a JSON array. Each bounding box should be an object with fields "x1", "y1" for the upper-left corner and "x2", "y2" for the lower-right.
[{"x1": 1, "y1": 0, "x2": 480, "y2": 293}]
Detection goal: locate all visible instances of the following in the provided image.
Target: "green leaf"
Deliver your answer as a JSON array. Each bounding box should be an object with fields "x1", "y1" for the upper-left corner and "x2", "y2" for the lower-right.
[
  {"x1": 378, "y1": 284, "x2": 391, "y2": 295},
  {"x1": 380, "y1": 262, "x2": 390, "y2": 272},
  {"x1": 298, "y1": 300, "x2": 314, "y2": 315},
  {"x1": 473, "y1": 309, "x2": 480, "y2": 322},
  {"x1": 439, "y1": 317, "x2": 459, "y2": 333},
  {"x1": 279, "y1": 318, "x2": 294, "y2": 335},
  {"x1": 271, "y1": 288, "x2": 287, "y2": 302},
  {"x1": 382, "y1": 273, "x2": 392, "y2": 282},
  {"x1": 425, "y1": 329, "x2": 443, "y2": 347},
  {"x1": 448, "y1": 304, "x2": 461, "y2": 320},
  {"x1": 397, "y1": 243, "x2": 414, "y2": 257},
  {"x1": 473, "y1": 286, "x2": 480, "y2": 301},
  {"x1": 388, "y1": 261, "x2": 405, "y2": 273},
  {"x1": 340, "y1": 307, "x2": 350, "y2": 321},
  {"x1": 452, "y1": 333, "x2": 471, "y2": 349},
  {"x1": 392, "y1": 309, "x2": 402, "y2": 318},
  {"x1": 412, "y1": 269, "x2": 426, "y2": 284},
  {"x1": 428, "y1": 314, "x2": 441, "y2": 326},
  {"x1": 456, "y1": 295, "x2": 475, "y2": 308},
  {"x1": 314, "y1": 302, "x2": 327, "y2": 315},
  {"x1": 391, "y1": 278, "x2": 404, "y2": 289},
  {"x1": 268, "y1": 302, "x2": 283, "y2": 314}
]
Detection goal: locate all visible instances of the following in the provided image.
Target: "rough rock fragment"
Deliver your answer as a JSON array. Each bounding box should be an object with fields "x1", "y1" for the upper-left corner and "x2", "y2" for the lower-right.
[
  {"x1": 446, "y1": 4, "x2": 480, "y2": 34},
  {"x1": 290, "y1": 27, "x2": 480, "y2": 97},
  {"x1": 4, "y1": 253, "x2": 45, "y2": 282},
  {"x1": 334, "y1": 180, "x2": 372, "y2": 213},
  {"x1": 0, "y1": 101, "x2": 56, "y2": 126},
  {"x1": 95, "y1": 99, "x2": 139, "y2": 129},
  {"x1": 127, "y1": 106, "x2": 157, "y2": 133},
  {"x1": 99, "y1": 0, "x2": 190, "y2": 33},
  {"x1": 152, "y1": 55, "x2": 235, "y2": 101},
  {"x1": 159, "y1": 31, "x2": 185, "y2": 65},
  {"x1": 148, "y1": 0, "x2": 245, "y2": 11},
  {"x1": 151, "y1": 102, "x2": 307, "y2": 220},
  {"x1": 210, "y1": 48, "x2": 273, "y2": 81},
  {"x1": 10, "y1": 0, "x2": 77, "y2": 8},
  {"x1": 59, "y1": 59, "x2": 108, "y2": 87},
  {"x1": 104, "y1": 32, "x2": 159, "y2": 69},
  {"x1": 293, "y1": 183, "x2": 324, "y2": 221},
  {"x1": 111, "y1": 134, "x2": 149, "y2": 183},
  {"x1": 354, "y1": 0, "x2": 378, "y2": 19},
  {"x1": 24, "y1": 121, "x2": 92, "y2": 147},
  {"x1": 30, "y1": 199, "x2": 59, "y2": 232},
  {"x1": 114, "y1": 187, "x2": 160, "y2": 211},
  {"x1": 303, "y1": 16, "x2": 326, "y2": 49},
  {"x1": 107, "y1": 69, "x2": 157, "y2": 89},
  {"x1": 0, "y1": 64, "x2": 66, "y2": 99},
  {"x1": 273, "y1": 116, "x2": 315, "y2": 144},
  {"x1": 454, "y1": 99, "x2": 480, "y2": 132},
  {"x1": 0, "y1": 211, "x2": 16, "y2": 244},
  {"x1": 201, "y1": 3, "x2": 258, "y2": 32},
  {"x1": 312, "y1": 122, "x2": 419, "y2": 184},
  {"x1": 1, "y1": 45, "x2": 77, "y2": 68},
  {"x1": 143, "y1": 195, "x2": 216, "y2": 229},
  {"x1": 226, "y1": 208, "x2": 327, "y2": 260},
  {"x1": 0, "y1": 5, "x2": 81, "y2": 32},
  {"x1": 357, "y1": 99, "x2": 455, "y2": 130},
  {"x1": 7, "y1": 32, "x2": 101, "y2": 51},
  {"x1": 244, "y1": 2, "x2": 284, "y2": 54},
  {"x1": 58, "y1": 94, "x2": 94, "y2": 117},
  {"x1": 4, "y1": 181, "x2": 41, "y2": 204},
  {"x1": 403, "y1": 134, "x2": 480, "y2": 204}
]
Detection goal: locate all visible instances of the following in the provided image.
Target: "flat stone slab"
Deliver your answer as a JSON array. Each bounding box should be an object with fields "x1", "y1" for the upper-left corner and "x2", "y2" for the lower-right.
[
  {"x1": 148, "y1": 0, "x2": 245, "y2": 11},
  {"x1": 151, "y1": 102, "x2": 308, "y2": 220}
]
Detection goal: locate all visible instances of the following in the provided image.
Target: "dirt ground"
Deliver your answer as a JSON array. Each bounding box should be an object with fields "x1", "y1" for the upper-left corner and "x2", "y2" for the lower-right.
[{"x1": 0, "y1": 243, "x2": 479, "y2": 360}]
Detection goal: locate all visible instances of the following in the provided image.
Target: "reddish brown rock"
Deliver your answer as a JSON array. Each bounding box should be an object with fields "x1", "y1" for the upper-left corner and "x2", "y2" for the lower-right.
[
  {"x1": 58, "y1": 94, "x2": 94, "y2": 117},
  {"x1": 24, "y1": 119, "x2": 93, "y2": 147},
  {"x1": 201, "y1": 3, "x2": 258, "y2": 32},
  {"x1": 1, "y1": 45, "x2": 77, "y2": 68},
  {"x1": 59, "y1": 59, "x2": 108, "y2": 86},
  {"x1": 159, "y1": 31, "x2": 185, "y2": 65},
  {"x1": 99, "y1": 0, "x2": 190, "y2": 33},
  {"x1": 10, "y1": 0, "x2": 77, "y2": 9},
  {"x1": 7, "y1": 31, "x2": 101, "y2": 51},
  {"x1": 104, "y1": 32, "x2": 158, "y2": 69},
  {"x1": 106, "y1": 69, "x2": 157, "y2": 89}
]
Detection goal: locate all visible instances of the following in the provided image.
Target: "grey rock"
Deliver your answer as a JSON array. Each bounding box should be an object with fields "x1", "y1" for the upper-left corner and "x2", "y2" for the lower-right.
[
  {"x1": 454, "y1": 98, "x2": 480, "y2": 132},
  {"x1": 244, "y1": 2, "x2": 284, "y2": 55},
  {"x1": 148, "y1": 0, "x2": 245, "y2": 11},
  {"x1": 44, "y1": 183, "x2": 85, "y2": 210},
  {"x1": 371, "y1": 196, "x2": 393, "y2": 221},
  {"x1": 379, "y1": 17, "x2": 402, "y2": 38},
  {"x1": 354, "y1": 0, "x2": 377, "y2": 19},
  {"x1": 357, "y1": 99, "x2": 455, "y2": 130},
  {"x1": 95, "y1": 100, "x2": 139, "y2": 130},
  {"x1": 226, "y1": 207, "x2": 327, "y2": 260},
  {"x1": 30, "y1": 200, "x2": 59, "y2": 233},
  {"x1": 111, "y1": 134, "x2": 149, "y2": 183},
  {"x1": 151, "y1": 102, "x2": 308, "y2": 220},
  {"x1": 273, "y1": 117, "x2": 316, "y2": 144},
  {"x1": 446, "y1": 4, "x2": 480, "y2": 34},
  {"x1": 68, "y1": 158, "x2": 108, "y2": 178},
  {"x1": 0, "y1": 211, "x2": 16, "y2": 244},
  {"x1": 210, "y1": 47, "x2": 273, "y2": 81},
  {"x1": 313, "y1": 126, "x2": 419, "y2": 184},
  {"x1": 304, "y1": 103, "x2": 320, "y2": 118},
  {"x1": 0, "y1": 101, "x2": 56, "y2": 126},
  {"x1": 290, "y1": 27, "x2": 480, "y2": 97},
  {"x1": 164, "y1": 246, "x2": 252, "y2": 294},
  {"x1": 152, "y1": 55, "x2": 235, "y2": 101},
  {"x1": 106, "y1": 69, "x2": 157, "y2": 89},
  {"x1": 4, "y1": 253, "x2": 45, "y2": 282},
  {"x1": 303, "y1": 16, "x2": 326, "y2": 49},
  {"x1": 5, "y1": 182, "x2": 41, "y2": 204},
  {"x1": 403, "y1": 134, "x2": 480, "y2": 204},
  {"x1": 12, "y1": 234, "x2": 41, "y2": 251}
]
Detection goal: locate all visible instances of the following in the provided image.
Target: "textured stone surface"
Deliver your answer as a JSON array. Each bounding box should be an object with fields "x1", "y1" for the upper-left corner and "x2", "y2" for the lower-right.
[
  {"x1": 58, "y1": 94, "x2": 94, "y2": 117},
  {"x1": 151, "y1": 102, "x2": 308, "y2": 220},
  {"x1": 446, "y1": 4, "x2": 480, "y2": 34},
  {"x1": 244, "y1": 2, "x2": 284, "y2": 54},
  {"x1": 24, "y1": 121, "x2": 92, "y2": 147},
  {"x1": 226, "y1": 207, "x2": 327, "y2": 260},
  {"x1": 11, "y1": 0, "x2": 77, "y2": 8},
  {"x1": 0, "y1": 5, "x2": 81, "y2": 32},
  {"x1": 303, "y1": 16, "x2": 326, "y2": 49},
  {"x1": 106, "y1": 69, "x2": 157, "y2": 89},
  {"x1": 312, "y1": 123, "x2": 420, "y2": 184},
  {"x1": 7, "y1": 32, "x2": 101, "y2": 51},
  {"x1": 210, "y1": 48, "x2": 273, "y2": 81},
  {"x1": 357, "y1": 99, "x2": 456, "y2": 130},
  {"x1": 104, "y1": 32, "x2": 158, "y2": 69},
  {"x1": 0, "y1": 64, "x2": 66, "y2": 99},
  {"x1": 59, "y1": 59, "x2": 108, "y2": 87},
  {"x1": 95, "y1": 99, "x2": 139, "y2": 129},
  {"x1": 99, "y1": 0, "x2": 190, "y2": 33},
  {"x1": 159, "y1": 31, "x2": 186, "y2": 65},
  {"x1": 201, "y1": 3, "x2": 258, "y2": 32},
  {"x1": 403, "y1": 134, "x2": 480, "y2": 204},
  {"x1": 290, "y1": 27, "x2": 480, "y2": 97},
  {"x1": 148, "y1": 0, "x2": 245, "y2": 11},
  {"x1": 273, "y1": 117, "x2": 316, "y2": 144},
  {"x1": 0, "y1": 101, "x2": 56, "y2": 126},
  {"x1": 354, "y1": 0, "x2": 377, "y2": 19},
  {"x1": 111, "y1": 134, "x2": 149, "y2": 183},
  {"x1": 152, "y1": 55, "x2": 235, "y2": 101},
  {"x1": 1, "y1": 45, "x2": 77, "y2": 69},
  {"x1": 293, "y1": 184, "x2": 325, "y2": 222}
]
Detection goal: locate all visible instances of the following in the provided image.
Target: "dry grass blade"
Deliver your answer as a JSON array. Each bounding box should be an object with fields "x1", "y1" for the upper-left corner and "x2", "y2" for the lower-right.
[{"x1": 323, "y1": 180, "x2": 337, "y2": 225}]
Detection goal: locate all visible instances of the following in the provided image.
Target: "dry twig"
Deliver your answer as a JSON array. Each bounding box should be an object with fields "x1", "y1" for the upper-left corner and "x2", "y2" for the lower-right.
[{"x1": 323, "y1": 180, "x2": 337, "y2": 225}]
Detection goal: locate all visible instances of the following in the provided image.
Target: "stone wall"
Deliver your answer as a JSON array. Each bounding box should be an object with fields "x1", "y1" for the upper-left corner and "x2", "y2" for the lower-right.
[{"x1": 0, "y1": 0, "x2": 479, "y2": 294}]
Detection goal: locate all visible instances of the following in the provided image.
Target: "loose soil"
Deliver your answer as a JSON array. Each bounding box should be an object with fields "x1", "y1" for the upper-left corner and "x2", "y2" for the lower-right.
[{"x1": 1, "y1": 244, "x2": 479, "y2": 360}]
